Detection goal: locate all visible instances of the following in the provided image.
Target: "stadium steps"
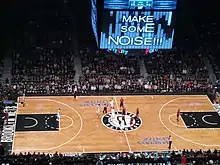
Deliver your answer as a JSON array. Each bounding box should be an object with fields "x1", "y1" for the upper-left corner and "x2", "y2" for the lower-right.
[
  {"x1": 74, "y1": 55, "x2": 82, "y2": 83},
  {"x1": 0, "y1": 57, "x2": 12, "y2": 85},
  {"x1": 203, "y1": 56, "x2": 217, "y2": 84},
  {"x1": 139, "y1": 57, "x2": 148, "y2": 79}
]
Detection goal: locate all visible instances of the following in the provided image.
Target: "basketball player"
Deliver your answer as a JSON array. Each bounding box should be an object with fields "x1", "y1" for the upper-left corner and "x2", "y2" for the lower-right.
[
  {"x1": 130, "y1": 117, "x2": 134, "y2": 125},
  {"x1": 74, "y1": 86, "x2": 77, "y2": 99},
  {"x1": 111, "y1": 107, "x2": 116, "y2": 121},
  {"x1": 168, "y1": 135, "x2": 172, "y2": 150},
  {"x1": 119, "y1": 97, "x2": 124, "y2": 110},
  {"x1": 122, "y1": 106, "x2": 126, "y2": 116},
  {"x1": 109, "y1": 99, "x2": 114, "y2": 111},
  {"x1": 103, "y1": 104, "x2": 107, "y2": 114},
  {"x1": 136, "y1": 108, "x2": 139, "y2": 118},
  {"x1": 177, "y1": 108, "x2": 180, "y2": 122},
  {"x1": 96, "y1": 104, "x2": 101, "y2": 117},
  {"x1": 57, "y1": 109, "x2": 61, "y2": 121}
]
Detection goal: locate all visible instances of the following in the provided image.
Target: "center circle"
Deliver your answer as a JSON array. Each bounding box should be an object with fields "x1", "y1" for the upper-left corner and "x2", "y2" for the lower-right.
[{"x1": 102, "y1": 111, "x2": 142, "y2": 132}]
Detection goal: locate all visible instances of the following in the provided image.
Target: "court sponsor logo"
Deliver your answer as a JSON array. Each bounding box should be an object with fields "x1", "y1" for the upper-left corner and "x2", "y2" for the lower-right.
[
  {"x1": 0, "y1": 104, "x2": 17, "y2": 154},
  {"x1": 102, "y1": 112, "x2": 142, "y2": 131},
  {"x1": 188, "y1": 103, "x2": 202, "y2": 106},
  {"x1": 137, "y1": 137, "x2": 169, "y2": 145},
  {"x1": 80, "y1": 100, "x2": 108, "y2": 107},
  {"x1": 1, "y1": 106, "x2": 17, "y2": 143}
]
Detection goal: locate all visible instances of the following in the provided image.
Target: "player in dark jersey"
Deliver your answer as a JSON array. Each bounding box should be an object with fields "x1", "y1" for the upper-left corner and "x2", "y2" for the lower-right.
[
  {"x1": 177, "y1": 108, "x2": 180, "y2": 122},
  {"x1": 122, "y1": 106, "x2": 126, "y2": 116},
  {"x1": 136, "y1": 108, "x2": 139, "y2": 118},
  {"x1": 119, "y1": 97, "x2": 124, "y2": 110},
  {"x1": 130, "y1": 117, "x2": 134, "y2": 125},
  {"x1": 103, "y1": 104, "x2": 108, "y2": 114}
]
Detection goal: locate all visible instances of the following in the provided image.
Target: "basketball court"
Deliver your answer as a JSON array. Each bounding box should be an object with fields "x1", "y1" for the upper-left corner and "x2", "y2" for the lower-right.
[{"x1": 12, "y1": 95, "x2": 220, "y2": 154}]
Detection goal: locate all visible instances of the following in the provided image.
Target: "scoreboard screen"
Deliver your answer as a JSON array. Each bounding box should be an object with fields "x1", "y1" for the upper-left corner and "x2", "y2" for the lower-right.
[
  {"x1": 100, "y1": 10, "x2": 175, "y2": 50},
  {"x1": 104, "y1": 0, "x2": 177, "y2": 10}
]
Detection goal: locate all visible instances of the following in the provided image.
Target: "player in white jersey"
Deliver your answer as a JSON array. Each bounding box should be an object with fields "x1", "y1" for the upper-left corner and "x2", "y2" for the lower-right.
[
  {"x1": 109, "y1": 99, "x2": 114, "y2": 109},
  {"x1": 57, "y1": 109, "x2": 61, "y2": 121},
  {"x1": 96, "y1": 104, "x2": 101, "y2": 117},
  {"x1": 111, "y1": 107, "x2": 116, "y2": 120}
]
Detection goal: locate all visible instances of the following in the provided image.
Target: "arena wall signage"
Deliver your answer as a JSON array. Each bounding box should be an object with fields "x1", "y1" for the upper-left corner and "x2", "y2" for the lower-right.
[{"x1": 0, "y1": 103, "x2": 17, "y2": 153}]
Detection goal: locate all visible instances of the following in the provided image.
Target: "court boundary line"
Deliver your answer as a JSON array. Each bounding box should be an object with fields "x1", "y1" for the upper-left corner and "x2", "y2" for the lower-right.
[
  {"x1": 13, "y1": 149, "x2": 177, "y2": 154},
  {"x1": 205, "y1": 95, "x2": 214, "y2": 108},
  {"x1": 159, "y1": 97, "x2": 220, "y2": 147},
  {"x1": 21, "y1": 95, "x2": 208, "y2": 99},
  {"x1": 13, "y1": 98, "x2": 83, "y2": 152},
  {"x1": 114, "y1": 96, "x2": 132, "y2": 152}
]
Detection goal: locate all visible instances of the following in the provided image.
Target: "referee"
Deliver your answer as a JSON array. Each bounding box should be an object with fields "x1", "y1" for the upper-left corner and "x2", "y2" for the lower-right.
[
  {"x1": 74, "y1": 86, "x2": 77, "y2": 99},
  {"x1": 168, "y1": 135, "x2": 172, "y2": 150}
]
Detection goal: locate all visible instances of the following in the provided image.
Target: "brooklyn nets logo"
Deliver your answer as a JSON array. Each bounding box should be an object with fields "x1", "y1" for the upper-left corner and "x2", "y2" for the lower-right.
[{"x1": 102, "y1": 112, "x2": 142, "y2": 132}]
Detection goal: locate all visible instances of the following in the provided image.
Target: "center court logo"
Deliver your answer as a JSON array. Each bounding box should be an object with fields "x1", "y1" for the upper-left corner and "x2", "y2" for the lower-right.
[{"x1": 102, "y1": 112, "x2": 142, "y2": 131}]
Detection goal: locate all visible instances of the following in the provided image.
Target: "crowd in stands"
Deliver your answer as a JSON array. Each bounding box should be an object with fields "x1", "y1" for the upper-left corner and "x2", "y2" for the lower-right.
[
  {"x1": 11, "y1": 48, "x2": 76, "y2": 96},
  {"x1": 143, "y1": 49, "x2": 212, "y2": 94},
  {"x1": 0, "y1": 149, "x2": 219, "y2": 164},
  {"x1": 8, "y1": 1, "x2": 76, "y2": 97},
  {"x1": 76, "y1": 47, "x2": 213, "y2": 95},
  {"x1": 79, "y1": 48, "x2": 144, "y2": 94},
  {"x1": 0, "y1": 47, "x2": 213, "y2": 96}
]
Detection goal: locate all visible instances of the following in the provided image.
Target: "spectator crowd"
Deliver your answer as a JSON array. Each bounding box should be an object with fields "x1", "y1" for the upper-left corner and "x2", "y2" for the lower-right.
[{"x1": 0, "y1": 149, "x2": 219, "y2": 165}]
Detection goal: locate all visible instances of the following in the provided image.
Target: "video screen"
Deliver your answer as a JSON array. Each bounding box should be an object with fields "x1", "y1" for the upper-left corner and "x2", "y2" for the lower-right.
[{"x1": 100, "y1": 10, "x2": 175, "y2": 50}]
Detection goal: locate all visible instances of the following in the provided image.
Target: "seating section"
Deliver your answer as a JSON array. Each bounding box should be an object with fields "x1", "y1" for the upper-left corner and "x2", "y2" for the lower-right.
[
  {"x1": 192, "y1": 1, "x2": 220, "y2": 85},
  {"x1": 79, "y1": 48, "x2": 144, "y2": 93},
  {"x1": 143, "y1": 49, "x2": 211, "y2": 93},
  {"x1": 10, "y1": 3, "x2": 76, "y2": 96},
  {"x1": 199, "y1": 20, "x2": 220, "y2": 83},
  {"x1": 12, "y1": 49, "x2": 75, "y2": 95}
]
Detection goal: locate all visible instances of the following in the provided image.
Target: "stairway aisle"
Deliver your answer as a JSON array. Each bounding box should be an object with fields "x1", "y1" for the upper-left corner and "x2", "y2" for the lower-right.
[{"x1": 0, "y1": 57, "x2": 12, "y2": 85}]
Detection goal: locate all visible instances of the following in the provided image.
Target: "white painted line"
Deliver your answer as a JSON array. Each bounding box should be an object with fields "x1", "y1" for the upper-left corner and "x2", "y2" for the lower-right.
[
  {"x1": 22, "y1": 95, "x2": 208, "y2": 99},
  {"x1": 202, "y1": 115, "x2": 218, "y2": 125},
  {"x1": 205, "y1": 95, "x2": 215, "y2": 108},
  {"x1": 24, "y1": 117, "x2": 38, "y2": 128}
]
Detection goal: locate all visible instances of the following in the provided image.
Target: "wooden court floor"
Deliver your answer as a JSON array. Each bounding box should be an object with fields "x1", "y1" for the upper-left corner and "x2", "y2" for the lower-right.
[{"x1": 12, "y1": 95, "x2": 220, "y2": 154}]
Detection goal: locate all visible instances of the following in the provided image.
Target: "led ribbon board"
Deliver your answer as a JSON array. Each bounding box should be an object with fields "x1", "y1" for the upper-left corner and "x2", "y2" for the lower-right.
[{"x1": 104, "y1": 0, "x2": 177, "y2": 10}]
